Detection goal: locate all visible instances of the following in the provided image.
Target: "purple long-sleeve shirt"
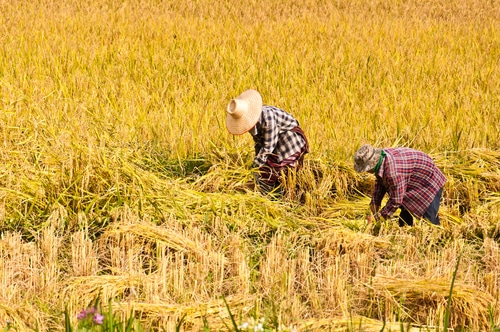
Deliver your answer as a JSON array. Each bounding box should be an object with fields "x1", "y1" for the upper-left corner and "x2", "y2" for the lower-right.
[{"x1": 372, "y1": 147, "x2": 446, "y2": 219}]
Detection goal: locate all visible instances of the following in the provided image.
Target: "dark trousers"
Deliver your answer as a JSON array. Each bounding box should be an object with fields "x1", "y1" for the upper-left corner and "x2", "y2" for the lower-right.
[
  {"x1": 398, "y1": 188, "x2": 443, "y2": 226},
  {"x1": 258, "y1": 148, "x2": 306, "y2": 194},
  {"x1": 258, "y1": 127, "x2": 309, "y2": 194}
]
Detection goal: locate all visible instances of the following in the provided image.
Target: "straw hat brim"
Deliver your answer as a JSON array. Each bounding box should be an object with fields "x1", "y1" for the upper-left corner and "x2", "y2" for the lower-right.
[{"x1": 226, "y1": 90, "x2": 263, "y2": 135}]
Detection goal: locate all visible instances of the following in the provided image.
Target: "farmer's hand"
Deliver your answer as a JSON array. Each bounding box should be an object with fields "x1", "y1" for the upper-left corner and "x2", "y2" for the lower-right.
[
  {"x1": 373, "y1": 212, "x2": 384, "y2": 222},
  {"x1": 370, "y1": 203, "x2": 379, "y2": 214},
  {"x1": 367, "y1": 212, "x2": 383, "y2": 223},
  {"x1": 253, "y1": 171, "x2": 260, "y2": 184},
  {"x1": 250, "y1": 162, "x2": 260, "y2": 183}
]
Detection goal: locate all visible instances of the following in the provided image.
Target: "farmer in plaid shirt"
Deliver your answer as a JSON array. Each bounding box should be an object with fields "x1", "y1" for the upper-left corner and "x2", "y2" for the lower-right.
[
  {"x1": 226, "y1": 89, "x2": 309, "y2": 195},
  {"x1": 354, "y1": 144, "x2": 446, "y2": 226}
]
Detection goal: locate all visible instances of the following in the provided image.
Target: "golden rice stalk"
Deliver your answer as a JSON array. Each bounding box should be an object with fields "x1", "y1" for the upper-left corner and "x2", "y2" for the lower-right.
[
  {"x1": 63, "y1": 275, "x2": 144, "y2": 305},
  {"x1": 113, "y1": 294, "x2": 257, "y2": 330},
  {"x1": 0, "y1": 303, "x2": 31, "y2": 331},
  {"x1": 300, "y1": 316, "x2": 442, "y2": 332},
  {"x1": 310, "y1": 221, "x2": 392, "y2": 251},
  {"x1": 435, "y1": 149, "x2": 500, "y2": 186},
  {"x1": 319, "y1": 196, "x2": 372, "y2": 219},
  {"x1": 370, "y1": 276, "x2": 492, "y2": 330},
  {"x1": 101, "y1": 221, "x2": 206, "y2": 260},
  {"x1": 189, "y1": 164, "x2": 257, "y2": 193}
]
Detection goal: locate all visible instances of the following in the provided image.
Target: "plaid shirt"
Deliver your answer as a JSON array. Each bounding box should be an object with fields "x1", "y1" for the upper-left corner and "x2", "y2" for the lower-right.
[
  {"x1": 372, "y1": 147, "x2": 447, "y2": 219},
  {"x1": 250, "y1": 105, "x2": 306, "y2": 166}
]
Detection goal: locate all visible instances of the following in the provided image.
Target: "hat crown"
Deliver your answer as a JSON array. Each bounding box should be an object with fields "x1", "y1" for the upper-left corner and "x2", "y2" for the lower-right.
[
  {"x1": 354, "y1": 144, "x2": 380, "y2": 173},
  {"x1": 227, "y1": 99, "x2": 249, "y2": 119},
  {"x1": 355, "y1": 144, "x2": 374, "y2": 164}
]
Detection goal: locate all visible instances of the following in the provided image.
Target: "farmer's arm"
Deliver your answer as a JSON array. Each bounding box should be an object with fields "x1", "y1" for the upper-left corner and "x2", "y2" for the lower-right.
[
  {"x1": 368, "y1": 179, "x2": 386, "y2": 222},
  {"x1": 371, "y1": 179, "x2": 386, "y2": 210},
  {"x1": 253, "y1": 139, "x2": 262, "y2": 156},
  {"x1": 379, "y1": 159, "x2": 408, "y2": 219},
  {"x1": 254, "y1": 111, "x2": 278, "y2": 166}
]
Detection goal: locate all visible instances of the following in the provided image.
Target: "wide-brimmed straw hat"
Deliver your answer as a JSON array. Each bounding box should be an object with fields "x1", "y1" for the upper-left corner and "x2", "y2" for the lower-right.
[
  {"x1": 354, "y1": 144, "x2": 383, "y2": 173},
  {"x1": 226, "y1": 89, "x2": 263, "y2": 135}
]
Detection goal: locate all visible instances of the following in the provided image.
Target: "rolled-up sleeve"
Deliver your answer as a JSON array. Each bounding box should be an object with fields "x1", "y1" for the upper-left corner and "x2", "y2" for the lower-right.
[
  {"x1": 380, "y1": 172, "x2": 407, "y2": 218},
  {"x1": 371, "y1": 179, "x2": 386, "y2": 208}
]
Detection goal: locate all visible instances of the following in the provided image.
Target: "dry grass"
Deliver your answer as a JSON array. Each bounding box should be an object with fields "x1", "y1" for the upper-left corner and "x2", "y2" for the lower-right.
[{"x1": 0, "y1": 0, "x2": 500, "y2": 330}]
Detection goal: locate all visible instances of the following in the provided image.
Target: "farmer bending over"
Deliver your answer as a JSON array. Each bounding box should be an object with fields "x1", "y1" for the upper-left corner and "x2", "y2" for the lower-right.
[
  {"x1": 225, "y1": 89, "x2": 309, "y2": 195},
  {"x1": 353, "y1": 144, "x2": 446, "y2": 226}
]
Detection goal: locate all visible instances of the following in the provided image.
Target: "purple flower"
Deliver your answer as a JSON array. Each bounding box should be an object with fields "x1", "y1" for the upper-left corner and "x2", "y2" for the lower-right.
[
  {"x1": 77, "y1": 306, "x2": 103, "y2": 325},
  {"x1": 93, "y1": 312, "x2": 104, "y2": 325},
  {"x1": 77, "y1": 309, "x2": 88, "y2": 320}
]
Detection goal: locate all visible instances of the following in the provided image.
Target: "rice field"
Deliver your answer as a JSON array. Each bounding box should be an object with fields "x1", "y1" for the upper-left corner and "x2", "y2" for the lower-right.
[{"x1": 1, "y1": 0, "x2": 500, "y2": 330}]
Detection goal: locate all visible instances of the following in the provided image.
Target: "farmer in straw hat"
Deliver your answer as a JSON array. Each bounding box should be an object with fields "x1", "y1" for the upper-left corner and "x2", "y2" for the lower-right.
[
  {"x1": 353, "y1": 144, "x2": 446, "y2": 226},
  {"x1": 226, "y1": 89, "x2": 309, "y2": 195}
]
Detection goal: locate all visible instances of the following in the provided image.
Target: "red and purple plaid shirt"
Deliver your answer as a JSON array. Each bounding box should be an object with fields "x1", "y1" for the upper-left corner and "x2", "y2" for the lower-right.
[{"x1": 372, "y1": 147, "x2": 446, "y2": 219}]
